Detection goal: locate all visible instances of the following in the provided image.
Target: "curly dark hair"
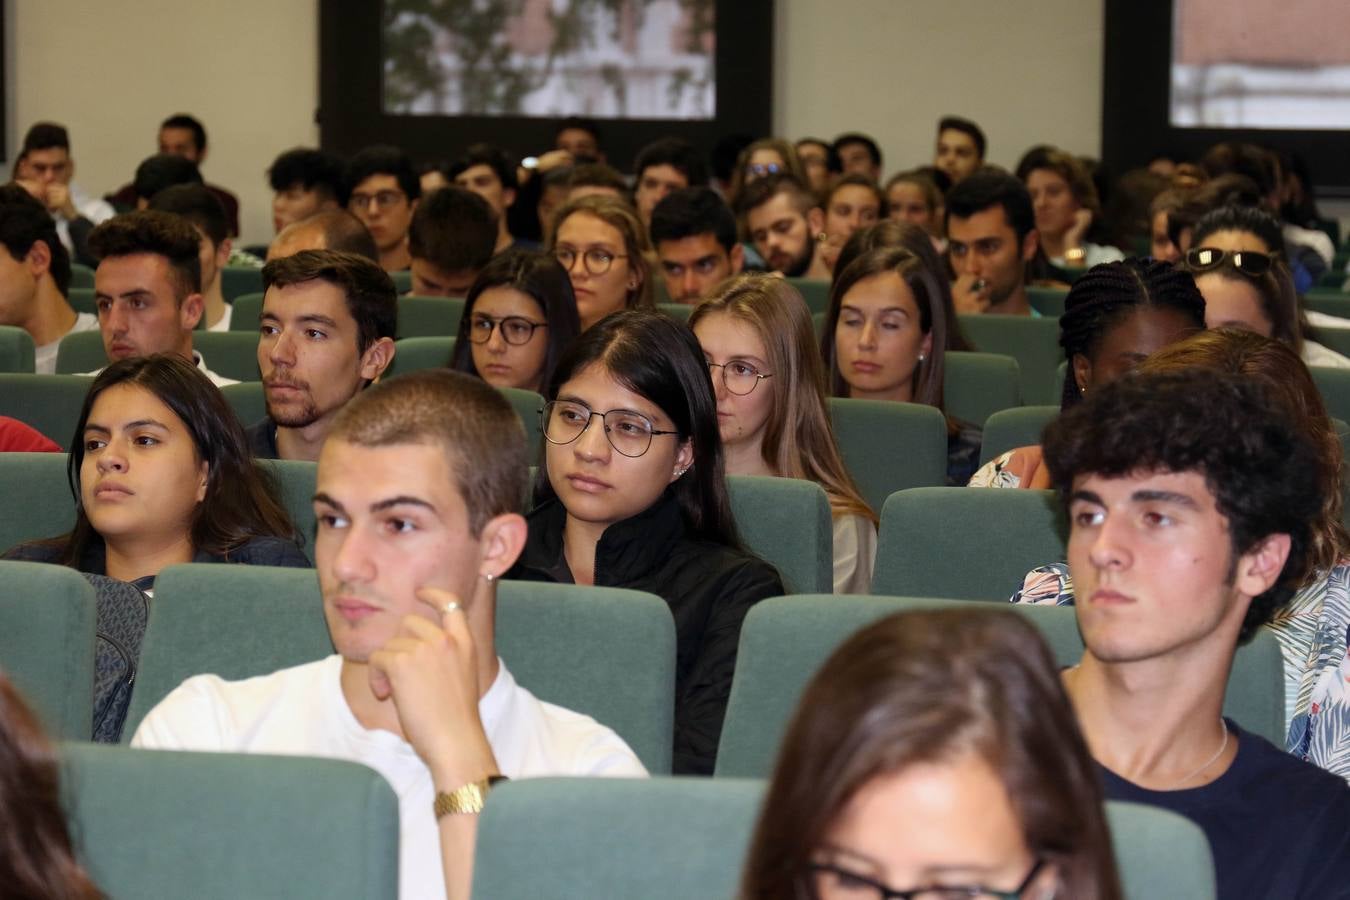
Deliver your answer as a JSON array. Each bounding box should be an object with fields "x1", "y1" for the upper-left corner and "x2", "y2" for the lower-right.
[{"x1": 1042, "y1": 369, "x2": 1322, "y2": 642}]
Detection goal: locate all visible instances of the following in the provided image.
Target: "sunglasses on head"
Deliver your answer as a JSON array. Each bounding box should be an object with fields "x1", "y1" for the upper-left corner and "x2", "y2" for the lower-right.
[{"x1": 1185, "y1": 247, "x2": 1272, "y2": 277}]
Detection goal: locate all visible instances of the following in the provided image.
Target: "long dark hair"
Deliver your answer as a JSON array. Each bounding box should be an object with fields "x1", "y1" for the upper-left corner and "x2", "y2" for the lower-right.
[
  {"x1": 0, "y1": 671, "x2": 102, "y2": 899},
  {"x1": 56, "y1": 355, "x2": 297, "y2": 566},
  {"x1": 740, "y1": 608, "x2": 1123, "y2": 900},
  {"x1": 450, "y1": 249, "x2": 581, "y2": 390},
  {"x1": 533, "y1": 309, "x2": 743, "y2": 548}
]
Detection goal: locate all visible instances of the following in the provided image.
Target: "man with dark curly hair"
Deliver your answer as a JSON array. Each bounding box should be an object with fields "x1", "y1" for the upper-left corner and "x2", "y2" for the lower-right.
[{"x1": 1043, "y1": 369, "x2": 1350, "y2": 899}]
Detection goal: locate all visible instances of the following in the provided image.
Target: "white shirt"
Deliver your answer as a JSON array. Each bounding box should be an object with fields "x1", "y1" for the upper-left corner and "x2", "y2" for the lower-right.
[
  {"x1": 35, "y1": 311, "x2": 98, "y2": 375},
  {"x1": 132, "y1": 655, "x2": 645, "y2": 900},
  {"x1": 54, "y1": 183, "x2": 115, "y2": 254},
  {"x1": 79, "y1": 350, "x2": 237, "y2": 387},
  {"x1": 1303, "y1": 340, "x2": 1350, "y2": 371},
  {"x1": 207, "y1": 303, "x2": 233, "y2": 333},
  {"x1": 832, "y1": 513, "x2": 876, "y2": 594}
]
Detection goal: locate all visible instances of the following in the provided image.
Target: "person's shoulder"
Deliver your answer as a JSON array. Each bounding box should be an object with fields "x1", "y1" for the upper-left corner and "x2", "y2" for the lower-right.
[
  {"x1": 968, "y1": 444, "x2": 1042, "y2": 489},
  {"x1": 217, "y1": 535, "x2": 311, "y2": 568},
  {"x1": 1, "y1": 540, "x2": 63, "y2": 563},
  {"x1": 500, "y1": 677, "x2": 647, "y2": 777},
  {"x1": 1230, "y1": 723, "x2": 1350, "y2": 800}
]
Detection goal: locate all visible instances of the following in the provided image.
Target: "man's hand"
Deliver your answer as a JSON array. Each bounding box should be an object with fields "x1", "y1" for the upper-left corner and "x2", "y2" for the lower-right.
[
  {"x1": 43, "y1": 182, "x2": 78, "y2": 219},
  {"x1": 952, "y1": 273, "x2": 992, "y2": 314},
  {"x1": 367, "y1": 588, "x2": 499, "y2": 787},
  {"x1": 1064, "y1": 208, "x2": 1093, "y2": 253}
]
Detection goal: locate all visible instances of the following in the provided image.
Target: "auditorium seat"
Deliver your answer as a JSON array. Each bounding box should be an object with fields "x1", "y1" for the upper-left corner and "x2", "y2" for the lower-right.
[
  {"x1": 828, "y1": 397, "x2": 947, "y2": 512},
  {"x1": 657, "y1": 302, "x2": 694, "y2": 322},
  {"x1": 54, "y1": 331, "x2": 262, "y2": 381},
  {"x1": 1311, "y1": 365, "x2": 1350, "y2": 424},
  {"x1": 728, "y1": 475, "x2": 832, "y2": 594},
  {"x1": 943, "y1": 351, "x2": 1022, "y2": 426},
  {"x1": 70, "y1": 262, "x2": 95, "y2": 289},
  {"x1": 385, "y1": 336, "x2": 454, "y2": 378},
  {"x1": 979, "y1": 405, "x2": 1059, "y2": 465},
  {"x1": 0, "y1": 452, "x2": 74, "y2": 551},
  {"x1": 398, "y1": 295, "x2": 464, "y2": 338},
  {"x1": 220, "y1": 265, "x2": 264, "y2": 301},
  {"x1": 220, "y1": 381, "x2": 266, "y2": 427},
  {"x1": 784, "y1": 277, "x2": 830, "y2": 313},
  {"x1": 958, "y1": 313, "x2": 1062, "y2": 406},
  {"x1": 68, "y1": 287, "x2": 97, "y2": 315},
  {"x1": 0, "y1": 325, "x2": 36, "y2": 373},
  {"x1": 0, "y1": 375, "x2": 89, "y2": 450},
  {"x1": 1027, "y1": 285, "x2": 1068, "y2": 316},
  {"x1": 228, "y1": 292, "x2": 263, "y2": 331},
  {"x1": 391, "y1": 270, "x2": 413, "y2": 294}
]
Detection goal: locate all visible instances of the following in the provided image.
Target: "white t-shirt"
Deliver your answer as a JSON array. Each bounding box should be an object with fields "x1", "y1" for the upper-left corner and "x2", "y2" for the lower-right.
[
  {"x1": 35, "y1": 311, "x2": 98, "y2": 375},
  {"x1": 832, "y1": 512, "x2": 876, "y2": 594},
  {"x1": 207, "y1": 303, "x2": 233, "y2": 333},
  {"x1": 132, "y1": 654, "x2": 645, "y2": 900},
  {"x1": 80, "y1": 351, "x2": 237, "y2": 387}
]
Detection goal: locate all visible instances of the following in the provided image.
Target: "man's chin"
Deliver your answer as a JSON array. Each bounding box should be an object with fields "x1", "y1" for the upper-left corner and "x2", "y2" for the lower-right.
[{"x1": 266, "y1": 403, "x2": 322, "y2": 429}]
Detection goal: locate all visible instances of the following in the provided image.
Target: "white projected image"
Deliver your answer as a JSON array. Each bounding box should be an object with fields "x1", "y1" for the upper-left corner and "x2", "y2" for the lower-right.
[
  {"x1": 1171, "y1": 0, "x2": 1350, "y2": 129},
  {"x1": 383, "y1": 0, "x2": 715, "y2": 120}
]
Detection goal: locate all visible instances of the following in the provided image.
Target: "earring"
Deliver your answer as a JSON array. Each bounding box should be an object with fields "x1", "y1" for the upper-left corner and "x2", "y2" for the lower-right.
[
  {"x1": 481, "y1": 572, "x2": 496, "y2": 583},
  {"x1": 917, "y1": 353, "x2": 927, "y2": 363},
  {"x1": 1079, "y1": 386, "x2": 1087, "y2": 395},
  {"x1": 675, "y1": 467, "x2": 689, "y2": 477},
  {"x1": 817, "y1": 232, "x2": 828, "y2": 243}
]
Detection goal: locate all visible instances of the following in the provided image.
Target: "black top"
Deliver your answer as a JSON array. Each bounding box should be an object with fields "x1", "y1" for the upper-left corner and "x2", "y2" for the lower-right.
[
  {"x1": 946, "y1": 418, "x2": 983, "y2": 487},
  {"x1": 3, "y1": 534, "x2": 311, "y2": 581},
  {"x1": 510, "y1": 491, "x2": 784, "y2": 775},
  {"x1": 1099, "y1": 720, "x2": 1350, "y2": 900},
  {"x1": 246, "y1": 417, "x2": 280, "y2": 460}
]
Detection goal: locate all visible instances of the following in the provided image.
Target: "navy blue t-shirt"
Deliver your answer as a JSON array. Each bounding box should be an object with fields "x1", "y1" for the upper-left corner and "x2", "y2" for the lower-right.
[{"x1": 1099, "y1": 720, "x2": 1350, "y2": 899}]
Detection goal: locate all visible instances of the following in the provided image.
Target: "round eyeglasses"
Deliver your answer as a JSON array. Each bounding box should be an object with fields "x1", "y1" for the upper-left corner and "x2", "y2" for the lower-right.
[
  {"x1": 1184, "y1": 247, "x2": 1272, "y2": 277},
  {"x1": 540, "y1": 400, "x2": 678, "y2": 458},
  {"x1": 347, "y1": 190, "x2": 406, "y2": 211},
  {"x1": 807, "y1": 858, "x2": 1045, "y2": 900},
  {"x1": 554, "y1": 247, "x2": 628, "y2": 276},
  {"x1": 708, "y1": 360, "x2": 773, "y2": 396},
  {"x1": 467, "y1": 314, "x2": 547, "y2": 345}
]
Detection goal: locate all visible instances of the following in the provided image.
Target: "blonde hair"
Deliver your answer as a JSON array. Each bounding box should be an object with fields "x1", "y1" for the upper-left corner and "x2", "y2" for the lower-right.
[
  {"x1": 727, "y1": 138, "x2": 808, "y2": 210},
  {"x1": 690, "y1": 274, "x2": 876, "y2": 524},
  {"x1": 547, "y1": 194, "x2": 654, "y2": 311}
]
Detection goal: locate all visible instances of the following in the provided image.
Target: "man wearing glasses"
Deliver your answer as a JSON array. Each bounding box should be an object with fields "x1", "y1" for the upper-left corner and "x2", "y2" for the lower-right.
[
  {"x1": 650, "y1": 187, "x2": 745, "y2": 304},
  {"x1": 346, "y1": 146, "x2": 421, "y2": 274}
]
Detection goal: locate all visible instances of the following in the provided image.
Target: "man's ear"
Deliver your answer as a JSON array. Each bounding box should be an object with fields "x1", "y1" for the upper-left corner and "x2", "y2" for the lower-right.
[
  {"x1": 729, "y1": 242, "x2": 745, "y2": 274},
  {"x1": 216, "y1": 237, "x2": 233, "y2": 269},
  {"x1": 807, "y1": 207, "x2": 824, "y2": 236},
  {"x1": 1021, "y1": 227, "x2": 1039, "y2": 263},
  {"x1": 26, "y1": 239, "x2": 53, "y2": 280},
  {"x1": 359, "y1": 336, "x2": 396, "y2": 381},
  {"x1": 1234, "y1": 533, "x2": 1291, "y2": 600},
  {"x1": 479, "y1": 512, "x2": 528, "y2": 579},
  {"x1": 503, "y1": 187, "x2": 517, "y2": 211},
  {"x1": 180, "y1": 292, "x2": 204, "y2": 330}
]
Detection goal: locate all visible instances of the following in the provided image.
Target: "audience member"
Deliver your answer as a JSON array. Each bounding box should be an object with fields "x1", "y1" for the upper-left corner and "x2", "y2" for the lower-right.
[
  {"x1": 884, "y1": 169, "x2": 945, "y2": 243},
  {"x1": 555, "y1": 116, "x2": 604, "y2": 162},
  {"x1": 133, "y1": 369, "x2": 645, "y2": 900},
  {"x1": 105, "y1": 114, "x2": 241, "y2": 236},
  {"x1": 649, "y1": 187, "x2": 744, "y2": 304},
  {"x1": 741, "y1": 174, "x2": 829, "y2": 280},
  {"x1": 831, "y1": 132, "x2": 882, "y2": 183},
  {"x1": 511, "y1": 310, "x2": 783, "y2": 774},
  {"x1": 0, "y1": 416, "x2": 61, "y2": 452},
  {"x1": 971, "y1": 259, "x2": 1205, "y2": 488},
  {"x1": 740, "y1": 607, "x2": 1121, "y2": 900},
  {"x1": 0, "y1": 671, "x2": 103, "y2": 899},
  {"x1": 2, "y1": 355, "x2": 306, "y2": 584},
  {"x1": 268, "y1": 147, "x2": 346, "y2": 234},
  {"x1": 1148, "y1": 186, "x2": 1192, "y2": 263},
  {"x1": 87, "y1": 211, "x2": 235, "y2": 386},
  {"x1": 450, "y1": 249, "x2": 580, "y2": 393},
  {"x1": 631, "y1": 138, "x2": 709, "y2": 228},
  {"x1": 11, "y1": 122, "x2": 115, "y2": 265},
  {"x1": 147, "y1": 184, "x2": 234, "y2": 330},
  {"x1": 821, "y1": 246, "x2": 982, "y2": 485},
  {"x1": 819, "y1": 174, "x2": 886, "y2": 273},
  {"x1": 407, "y1": 186, "x2": 498, "y2": 298},
  {"x1": 1042, "y1": 369, "x2": 1350, "y2": 897},
  {"x1": 946, "y1": 168, "x2": 1038, "y2": 316},
  {"x1": 793, "y1": 137, "x2": 832, "y2": 194},
  {"x1": 346, "y1": 146, "x2": 421, "y2": 273},
  {"x1": 451, "y1": 144, "x2": 526, "y2": 254},
  {"x1": 267, "y1": 209, "x2": 379, "y2": 262},
  {"x1": 566, "y1": 163, "x2": 629, "y2": 203},
  {"x1": 419, "y1": 161, "x2": 452, "y2": 196},
  {"x1": 934, "y1": 116, "x2": 986, "y2": 186},
  {"x1": 691, "y1": 275, "x2": 876, "y2": 591},
  {"x1": 131, "y1": 154, "x2": 203, "y2": 208},
  {"x1": 0, "y1": 184, "x2": 97, "y2": 373},
  {"x1": 709, "y1": 133, "x2": 754, "y2": 197},
  {"x1": 547, "y1": 195, "x2": 653, "y2": 330},
  {"x1": 724, "y1": 138, "x2": 806, "y2": 210},
  {"x1": 1019, "y1": 147, "x2": 1124, "y2": 270},
  {"x1": 250, "y1": 250, "x2": 396, "y2": 461}
]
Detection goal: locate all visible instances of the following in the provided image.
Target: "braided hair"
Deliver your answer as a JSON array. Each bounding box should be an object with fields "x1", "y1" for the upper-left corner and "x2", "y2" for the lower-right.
[{"x1": 1057, "y1": 258, "x2": 1207, "y2": 409}]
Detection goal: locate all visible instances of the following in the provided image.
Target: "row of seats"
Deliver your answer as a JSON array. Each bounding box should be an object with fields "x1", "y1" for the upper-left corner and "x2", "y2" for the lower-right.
[
  {"x1": 57, "y1": 742, "x2": 1216, "y2": 899},
  {"x1": 3, "y1": 562, "x2": 1287, "y2": 769},
  {"x1": 66, "y1": 263, "x2": 413, "y2": 301}
]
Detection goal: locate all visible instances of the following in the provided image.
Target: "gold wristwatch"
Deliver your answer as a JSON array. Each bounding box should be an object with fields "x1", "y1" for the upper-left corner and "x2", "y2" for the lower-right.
[
  {"x1": 433, "y1": 775, "x2": 508, "y2": 818},
  {"x1": 1064, "y1": 246, "x2": 1087, "y2": 265}
]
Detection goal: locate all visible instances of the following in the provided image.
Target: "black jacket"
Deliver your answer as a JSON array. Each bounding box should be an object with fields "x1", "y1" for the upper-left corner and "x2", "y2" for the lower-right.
[
  {"x1": 510, "y1": 491, "x2": 784, "y2": 775},
  {"x1": 3, "y1": 534, "x2": 311, "y2": 583}
]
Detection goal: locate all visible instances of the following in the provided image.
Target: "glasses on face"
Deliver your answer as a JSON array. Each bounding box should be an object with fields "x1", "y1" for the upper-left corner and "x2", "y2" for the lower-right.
[
  {"x1": 1184, "y1": 247, "x2": 1272, "y2": 277},
  {"x1": 708, "y1": 360, "x2": 773, "y2": 396},
  {"x1": 468, "y1": 314, "x2": 547, "y2": 345},
  {"x1": 555, "y1": 247, "x2": 628, "y2": 276},
  {"x1": 748, "y1": 162, "x2": 784, "y2": 178},
  {"x1": 540, "y1": 400, "x2": 678, "y2": 458},
  {"x1": 348, "y1": 190, "x2": 406, "y2": 211},
  {"x1": 809, "y1": 858, "x2": 1045, "y2": 900}
]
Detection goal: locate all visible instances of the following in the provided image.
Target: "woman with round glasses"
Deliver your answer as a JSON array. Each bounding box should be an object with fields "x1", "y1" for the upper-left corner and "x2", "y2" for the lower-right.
[
  {"x1": 690, "y1": 274, "x2": 877, "y2": 593},
  {"x1": 450, "y1": 249, "x2": 581, "y2": 393},
  {"x1": 726, "y1": 138, "x2": 807, "y2": 210},
  {"x1": 821, "y1": 245, "x2": 983, "y2": 486},
  {"x1": 740, "y1": 607, "x2": 1123, "y2": 900},
  {"x1": 546, "y1": 195, "x2": 653, "y2": 331},
  {"x1": 510, "y1": 309, "x2": 784, "y2": 775},
  {"x1": 1184, "y1": 204, "x2": 1350, "y2": 370}
]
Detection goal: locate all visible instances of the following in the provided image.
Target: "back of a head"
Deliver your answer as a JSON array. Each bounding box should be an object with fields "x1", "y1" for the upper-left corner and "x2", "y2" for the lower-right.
[
  {"x1": 633, "y1": 137, "x2": 709, "y2": 186},
  {"x1": 408, "y1": 186, "x2": 498, "y2": 275},
  {"x1": 1056, "y1": 258, "x2": 1206, "y2": 409},
  {"x1": 268, "y1": 147, "x2": 348, "y2": 204},
  {"x1": 20, "y1": 122, "x2": 70, "y2": 156},
  {"x1": 741, "y1": 606, "x2": 1120, "y2": 900},
  {"x1": 945, "y1": 168, "x2": 1034, "y2": 240},
  {"x1": 147, "y1": 183, "x2": 229, "y2": 246},
  {"x1": 262, "y1": 249, "x2": 397, "y2": 351},
  {"x1": 274, "y1": 209, "x2": 379, "y2": 261},
  {"x1": 567, "y1": 163, "x2": 629, "y2": 195},
  {"x1": 346, "y1": 145, "x2": 421, "y2": 201},
  {"x1": 89, "y1": 210, "x2": 203, "y2": 296},
  {"x1": 330, "y1": 369, "x2": 527, "y2": 536},
  {"x1": 650, "y1": 186, "x2": 738, "y2": 252},
  {"x1": 1200, "y1": 142, "x2": 1278, "y2": 199},
  {"x1": 1043, "y1": 368, "x2": 1321, "y2": 641},
  {"x1": 133, "y1": 153, "x2": 203, "y2": 203},
  {"x1": 0, "y1": 184, "x2": 72, "y2": 297},
  {"x1": 938, "y1": 115, "x2": 987, "y2": 160}
]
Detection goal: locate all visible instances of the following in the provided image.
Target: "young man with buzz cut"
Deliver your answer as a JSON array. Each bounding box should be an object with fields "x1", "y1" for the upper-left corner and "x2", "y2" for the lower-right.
[
  {"x1": 407, "y1": 187, "x2": 499, "y2": 298},
  {"x1": 945, "y1": 168, "x2": 1038, "y2": 316},
  {"x1": 649, "y1": 187, "x2": 744, "y2": 304},
  {"x1": 1043, "y1": 370, "x2": 1350, "y2": 899},
  {"x1": 249, "y1": 249, "x2": 397, "y2": 461},
  {"x1": 133, "y1": 369, "x2": 645, "y2": 900}
]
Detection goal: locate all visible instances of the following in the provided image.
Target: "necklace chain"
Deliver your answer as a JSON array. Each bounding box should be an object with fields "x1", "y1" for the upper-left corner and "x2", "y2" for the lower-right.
[{"x1": 1169, "y1": 720, "x2": 1229, "y2": 788}]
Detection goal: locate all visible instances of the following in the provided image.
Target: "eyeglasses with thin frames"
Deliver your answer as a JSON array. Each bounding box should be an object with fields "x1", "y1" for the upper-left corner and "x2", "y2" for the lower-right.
[
  {"x1": 554, "y1": 247, "x2": 628, "y2": 276},
  {"x1": 468, "y1": 314, "x2": 548, "y2": 345},
  {"x1": 539, "y1": 400, "x2": 678, "y2": 458},
  {"x1": 348, "y1": 190, "x2": 407, "y2": 211},
  {"x1": 808, "y1": 858, "x2": 1045, "y2": 900},
  {"x1": 707, "y1": 359, "x2": 773, "y2": 396}
]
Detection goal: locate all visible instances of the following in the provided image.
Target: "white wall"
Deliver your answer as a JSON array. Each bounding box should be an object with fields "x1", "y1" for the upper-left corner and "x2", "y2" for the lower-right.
[
  {"x1": 773, "y1": 0, "x2": 1105, "y2": 175},
  {"x1": 8, "y1": 1, "x2": 1104, "y2": 245},
  {"x1": 10, "y1": 0, "x2": 319, "y2": 246}
]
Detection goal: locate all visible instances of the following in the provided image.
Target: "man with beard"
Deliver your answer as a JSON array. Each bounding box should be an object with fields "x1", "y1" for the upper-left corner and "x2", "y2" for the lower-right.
[
  {"x1": 248, "y1": 250, "x2": 396, "y2": 461},
  {"x1": 742, "y1": 174, "x2": 830, "y2": 280}
]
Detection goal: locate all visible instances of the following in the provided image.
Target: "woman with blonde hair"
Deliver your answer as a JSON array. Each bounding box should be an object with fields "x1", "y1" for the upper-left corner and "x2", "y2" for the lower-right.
[
  {"x1": 691, "y1": 274, "x2": 876, "y2": 592},
  {"x1": 726, "y1": 138, "x2": 807, "y2": 210},
  {"x1": 546, "y1": 194, "x2": 654, "y2": 330}
]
